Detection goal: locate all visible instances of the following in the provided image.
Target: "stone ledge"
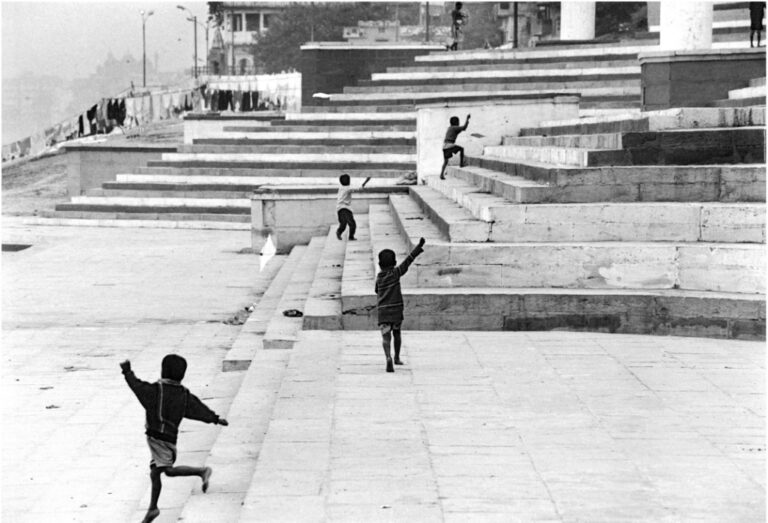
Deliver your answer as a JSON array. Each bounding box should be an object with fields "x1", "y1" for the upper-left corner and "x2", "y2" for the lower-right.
[
  {"x1": 183, "y1": 111, "x2": 284, "y2": 121},
  {"x1": 639, "y1": 47, "x2": 766, "y2": 64}
]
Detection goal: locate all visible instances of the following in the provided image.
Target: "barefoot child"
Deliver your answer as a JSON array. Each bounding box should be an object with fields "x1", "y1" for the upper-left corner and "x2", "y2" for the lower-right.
[
  {"x1": 121, "y1": 355, "x2": 229, "y2": 523},
  {"x1": 376, "y1": 238, "x2": 426, "y2": 372},
  {"x1": 440, "y1": 114, "x2": 470, "y2": 180}
]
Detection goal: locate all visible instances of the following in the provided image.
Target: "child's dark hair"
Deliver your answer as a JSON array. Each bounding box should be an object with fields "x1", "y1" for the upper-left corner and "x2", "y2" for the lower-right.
[
  {"x1": 339, "y1": 174, "x2": 350, "y2": 186},
  {"x1": 378, "y1": 249, "x2": 396, "y2": 269},
  {"x1": 450, "y1": 116, "x2": 459, "y2": 126},
  {"x1": 456, "y1": 2, "x2": 463, "y2": 8},
  {"x1": 161, "y1": 354, "x2": 187, "y2": 381}
]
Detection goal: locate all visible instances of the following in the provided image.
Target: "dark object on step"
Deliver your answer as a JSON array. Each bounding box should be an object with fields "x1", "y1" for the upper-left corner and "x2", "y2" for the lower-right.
[{"x1": 283, "y1": 309, "x2": 303, "y2": 317}]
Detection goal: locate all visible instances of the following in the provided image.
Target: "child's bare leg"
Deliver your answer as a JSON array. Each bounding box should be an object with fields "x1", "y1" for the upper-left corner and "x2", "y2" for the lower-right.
[
  {"x1": 393, "y1": 329, "x2": 403, "y2": 364},
  {"x1": 382, "y1": 332, "x2": 394, "y2": 372},
  {"x1": 459, "y1": 146, "x2": 465, "y2": 167},
  {"x1": 440, "y1": 157, "x2": 449, "y2": 179},
  {"x1": 165, "y1": 465, "x2": 213, "y2": 492},
  {"x1": 143, "y1": 466, "x2": 163, "y2": 522}
]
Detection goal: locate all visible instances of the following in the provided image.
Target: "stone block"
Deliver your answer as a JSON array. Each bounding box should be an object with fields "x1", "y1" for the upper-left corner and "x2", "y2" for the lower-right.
[
  {"x1": 677, "y1": 245, "x2": 766, "y2": 294},
  {"x1": 701, "y1": 205, "x2": 766, "y2": 243}
]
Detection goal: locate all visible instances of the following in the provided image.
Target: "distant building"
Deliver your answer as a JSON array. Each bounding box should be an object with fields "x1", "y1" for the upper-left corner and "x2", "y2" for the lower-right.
[
  {"x1": 208, "y1": 1, "x2": 287, "y2": 75},
  {"x1": 496, "y1": 2, "x2": 560, "y2": 47}
]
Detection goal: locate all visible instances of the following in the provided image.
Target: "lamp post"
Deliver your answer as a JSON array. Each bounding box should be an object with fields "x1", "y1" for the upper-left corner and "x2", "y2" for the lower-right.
[
  {"x1": 177, "y1": 5, "x2": 198, "y2": 78},
  {"x1": 140, "y1": 9, "x2": 154, "y2": 87}
]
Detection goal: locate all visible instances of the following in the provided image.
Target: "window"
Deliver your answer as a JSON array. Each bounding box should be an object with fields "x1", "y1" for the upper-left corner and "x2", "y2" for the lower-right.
[
  {"x1": 239, "y1": 58, "x2": 249, "y2": 74},
  {"x1": 231, "y1": 13, "x2": 243, "y2": 32},
  {"x1": 262, "y1": 14, "x2": 271, "y2": 29},
  {"x1": 245, "y1": 13, "x2": 260, "y2": 32},
  {"x1": 500, "y1": 2, "x2": 509, "y2": 8}
]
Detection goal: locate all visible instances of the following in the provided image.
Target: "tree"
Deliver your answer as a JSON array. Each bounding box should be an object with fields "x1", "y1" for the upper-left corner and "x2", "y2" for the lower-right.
[
  {"x1": 595, "y1": 2, "x2": 647, "y2": 37},
  {"x1": 455, "y1": 3, "x2": 505, "y2": 50},
  {"x1": 254, "y1": 3, "x2": 400, "y2": 73}
]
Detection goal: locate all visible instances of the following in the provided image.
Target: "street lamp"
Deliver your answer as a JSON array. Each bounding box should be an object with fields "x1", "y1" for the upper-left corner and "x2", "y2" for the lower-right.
[
  {"x1": 140, "y1": 10, "x2": 154, "y2": 87},
  {"x1": 177, "y1": 5, "x2": 198, "y2": 78}
]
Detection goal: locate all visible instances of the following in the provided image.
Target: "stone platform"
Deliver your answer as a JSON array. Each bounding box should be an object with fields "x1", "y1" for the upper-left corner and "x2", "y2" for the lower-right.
[{"x1": 2, "y1": 220, "x2": 764, "y2": 522}]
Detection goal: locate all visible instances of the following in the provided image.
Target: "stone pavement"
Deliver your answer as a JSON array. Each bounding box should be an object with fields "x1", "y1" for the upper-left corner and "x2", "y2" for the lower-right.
[
  {"x1": 2, "y1": 219, "x2": 765, "y2": 522},
  {"x1": 243, "y1": 330, "x2": 765, "y2": 522},
  {"x1": 2, "y1": 220, "x2": 263, "y2": 522}
]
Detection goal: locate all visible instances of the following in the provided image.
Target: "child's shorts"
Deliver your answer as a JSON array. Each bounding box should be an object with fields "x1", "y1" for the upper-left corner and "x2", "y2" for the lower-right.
[
  {"x1": 147, "y1": 435, "x2": 177, "y2": 468},
  {"x1": 379, "y1": 322, "x2": 402, "y2": 335},
  {"x1": 442, "y1": 145, "x2": 462, "y2": 159}
]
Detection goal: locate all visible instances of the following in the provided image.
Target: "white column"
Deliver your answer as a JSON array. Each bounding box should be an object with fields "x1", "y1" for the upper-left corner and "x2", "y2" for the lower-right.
[
  {"x1": 560, "y1": 2, "x2": 596, "y2": 40},
  {"x1": 660, "y1": 2, "x2": 713, "y2": 50}
]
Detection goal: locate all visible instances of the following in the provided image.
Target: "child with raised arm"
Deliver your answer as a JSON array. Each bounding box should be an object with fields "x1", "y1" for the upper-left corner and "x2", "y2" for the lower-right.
[
  {"x1": 120, "y1": 355, "x2": 229, "y2": 523},
  {"x1": 440, "y1": 114, "x2": 471, "y2": 180},
  {"x1": 336, "y1": 173, "x2": 371, "y2": 241},
  {"x1": 376, "y1": 238, "x2": 426, "y2": 372}
]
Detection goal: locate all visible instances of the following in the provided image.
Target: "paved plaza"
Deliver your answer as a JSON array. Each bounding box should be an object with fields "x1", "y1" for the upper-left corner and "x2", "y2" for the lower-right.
[{"x1": 2, "y1": 220, "x2": 765, "y2": 522}]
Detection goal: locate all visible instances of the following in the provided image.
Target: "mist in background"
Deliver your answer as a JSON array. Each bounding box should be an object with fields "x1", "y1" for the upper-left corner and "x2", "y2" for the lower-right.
[{"x1": 2, "y1": 1, "x2": 208, "y2": 143}]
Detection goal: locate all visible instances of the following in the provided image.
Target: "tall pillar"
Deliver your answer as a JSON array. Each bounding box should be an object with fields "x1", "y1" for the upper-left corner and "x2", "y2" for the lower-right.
[
  {"x1": 660, "y1": 2, "x2": 713, "y2": 50},
  {"x1": 560, "y1": 2, "x2": 595, "y2": 40}
]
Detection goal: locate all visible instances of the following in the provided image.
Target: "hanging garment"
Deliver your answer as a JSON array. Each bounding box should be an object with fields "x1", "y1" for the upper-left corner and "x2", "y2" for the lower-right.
[
  {"x1": 241, "y1": 91, "x2": 252, "y2": 112},
  {"x1": 117, "y1": 99, "x2": 126, "y2": 125},
  {"x1": 78, "y1": 114, "x2": 84, "y2": 136},
  {"x1": 125, "y1": 97, "x2": 137, "y2": 127},
  {"x1": 211, "y1": 90, "x2": 220, "y2": 112},
  {"x1": 151, "y1": 94, "x2": 162, "y2": 121},
  {"x1": 161, "y1": 93, "x2": 172, "y2": 119}
]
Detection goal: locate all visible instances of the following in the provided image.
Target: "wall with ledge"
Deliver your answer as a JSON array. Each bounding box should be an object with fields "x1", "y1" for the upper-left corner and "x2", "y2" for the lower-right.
[
  {"x1": 251, "y1": 185, "x2": 410, "y2": 253},
  {"x1": 299, "y1": 42, "x2": 445, "y2": 108},
  {"x1": 639, "y1": 48, "x2": 766, "y2": 111},
  {"x1": 63, "y1": 143, "x2": 177, "y2": 196},
  {"x1": 415, "y1": 94, "x2": 580, "y2": 180},
  {"x1": 182, "y1": 112, "x2": 284, "y2": 143}
]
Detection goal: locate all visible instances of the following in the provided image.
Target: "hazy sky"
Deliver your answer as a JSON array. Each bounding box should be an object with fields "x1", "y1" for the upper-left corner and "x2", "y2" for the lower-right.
[{"x1": 2, "y1": 0, "x2": 210, "y2": 80}]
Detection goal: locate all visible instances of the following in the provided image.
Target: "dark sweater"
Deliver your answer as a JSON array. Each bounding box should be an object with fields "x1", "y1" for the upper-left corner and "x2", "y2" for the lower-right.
[
  {"x1": 375, "y1": 244, "x2": 423, "y2": 324},
  {"x1": 123, "y1": 369, "x2": 220, "y2": 444}
]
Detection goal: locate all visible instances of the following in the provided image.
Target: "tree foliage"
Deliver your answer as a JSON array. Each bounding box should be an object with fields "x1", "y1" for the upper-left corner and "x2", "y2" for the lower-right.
[
  {"x1": 254, "y1": 3, "x2": 402, "y2": 73},
  {"x1": 595, "y1": 2, "x2": 647, "y2": 36},
  {"x1": 455, "y1": 3, "x2": 505, "y2": 50}
]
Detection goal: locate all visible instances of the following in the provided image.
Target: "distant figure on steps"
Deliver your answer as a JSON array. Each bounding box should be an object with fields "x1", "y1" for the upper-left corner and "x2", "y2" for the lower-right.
[
  {"x1": 750, "y1": 2, "x2": 765, "y2": 47},
  {"x1": 449, "y1": 2, "x2": 468, "y2": 51},
  {"x1": 336, "y1": 173, "x2": 371, "y2": 241},
  {"x1": 440, "y1": 114, "x2": 471, "y2": 180}
]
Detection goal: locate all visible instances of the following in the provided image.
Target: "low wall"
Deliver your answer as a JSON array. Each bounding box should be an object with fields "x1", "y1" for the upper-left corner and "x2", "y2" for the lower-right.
[
  {"x1": 639, "y1": 48, "x2": 767, "y2": 111},
  {"x1": 63, "y1": 143, "x2": 176, "y2": 196},
  {"x1": 299, "y1": 42, "x2": 445, "y2": 108},
  {"x1": 251, "y1": 186, "x2": 410, "y2": 253},
  {"x1": 416, "y1": 94, "x2": 580, "y2": 180},
  {"x1": 183, "y1": 112, "x2": 284, "y2": 144}
]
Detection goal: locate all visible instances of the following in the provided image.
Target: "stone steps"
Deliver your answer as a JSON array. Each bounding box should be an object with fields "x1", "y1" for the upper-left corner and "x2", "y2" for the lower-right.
[
  {"x1": 224, "y1": 124, "x2": 415, "y2": 132},
  {"x1": 414, "y1": 45, "x2": 655, "y2": 64},
  {"x1": 263, "y1": 238, "x2": 325, "y2": 350},
  {"x1": 285, "y1": 111, "x2": 415, "y2": 120},
  {"x1": 113, "y1": 174, "x2": 401, "y2": 186},
  {"x1": 178, "y1": 144, "x2": 413, "y2": 154},
  {"x1": 328, "y1": 87, "x2": 641, "y2": 105},
  {"x1": 368, "y1": 65, "x2": 640, "y2": 83},
  {"x1": 520, "y1": 106, "x2": 766, "y2": 136},
  {"x1": 345, "y1": 78, "x2": 640, "y2": 94},
  {"x1": 463, "y1": 157, "x2": 766, "y2": 203},
  {"x1": 148, "y1": 159, "x2": 416, "y2": 171},
  {"x1": 419, "y1": 179, "x2": 766, "y2": 244},
  {"x1": 222, "y1": 255, "x2": 289, "y2": 371},
  {"x1": 134, "y1": 166, "x2": 407, "y2": 178},
  {"x1": 176, "y1": 256, "x2": 297, "y2": 522},
  {"x1": 193, "y1": 136, "x2": 416, "y2": 146},
  {"x1": 385, "y1": 58, "x2": 639, "y2": 73},
  {"x1": 485, "y1": 127, "x2": 766, "y2": 166},
  {"x1": 303, "y1": 228, "x2": 347, "y2": 330},
  {"x1": 388, "y1": 193, "x2": 765, "y2": 294},
  {"x1": 196, "y1": 130, "x2": 416, "y2": 140},
  {"x1": 89, "y1": 187, "x2": 255, "y2": 199},
  {"x1": 49, "y1": 209, "x2": 251, "y2": 222},
  {"x1": 301, "y1": 104, "x2": 416, "y2": 113},
  {"x1": 337, "y1": 203, "x2": 765, "y2": 338},
  {"x1": 728, "y1": 85, "x2": 766, "y2": 100},
  {"x1": 750, "y1": 77, "x2": 766, "y2": 87}
]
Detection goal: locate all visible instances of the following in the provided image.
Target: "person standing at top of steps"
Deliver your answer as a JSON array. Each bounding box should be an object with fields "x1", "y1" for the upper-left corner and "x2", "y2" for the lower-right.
[
  {"x1": 336, "y1": 174, "x2": 371, "y2": 241},
  {"x1": 376, "y1": 238, "x2": 426, "y2": 372},
  {"x1": 120, "y1": 355, "x2": 229, "y2": 523},
  {"x1": 440, "y1": 114, "x2": 471, "y2": 180},
  {"x1": 750, "y1": 2, "x2": 765, "y2": 47},
  {"x1": 449, "y1": 2, "x2": 468, "y2": 51}
]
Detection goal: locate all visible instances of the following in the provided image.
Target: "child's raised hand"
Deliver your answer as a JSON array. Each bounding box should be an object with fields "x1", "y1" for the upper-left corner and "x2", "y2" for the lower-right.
[
  {"x1": 218, "y1": 418, "x2": 229, "y2": 426},
  {"x1": 418, "y1": 237, "x2": 426, "y2": 248},
  {"x1": 119, "y1": 360, "x2": 131, "y2": 372}
]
